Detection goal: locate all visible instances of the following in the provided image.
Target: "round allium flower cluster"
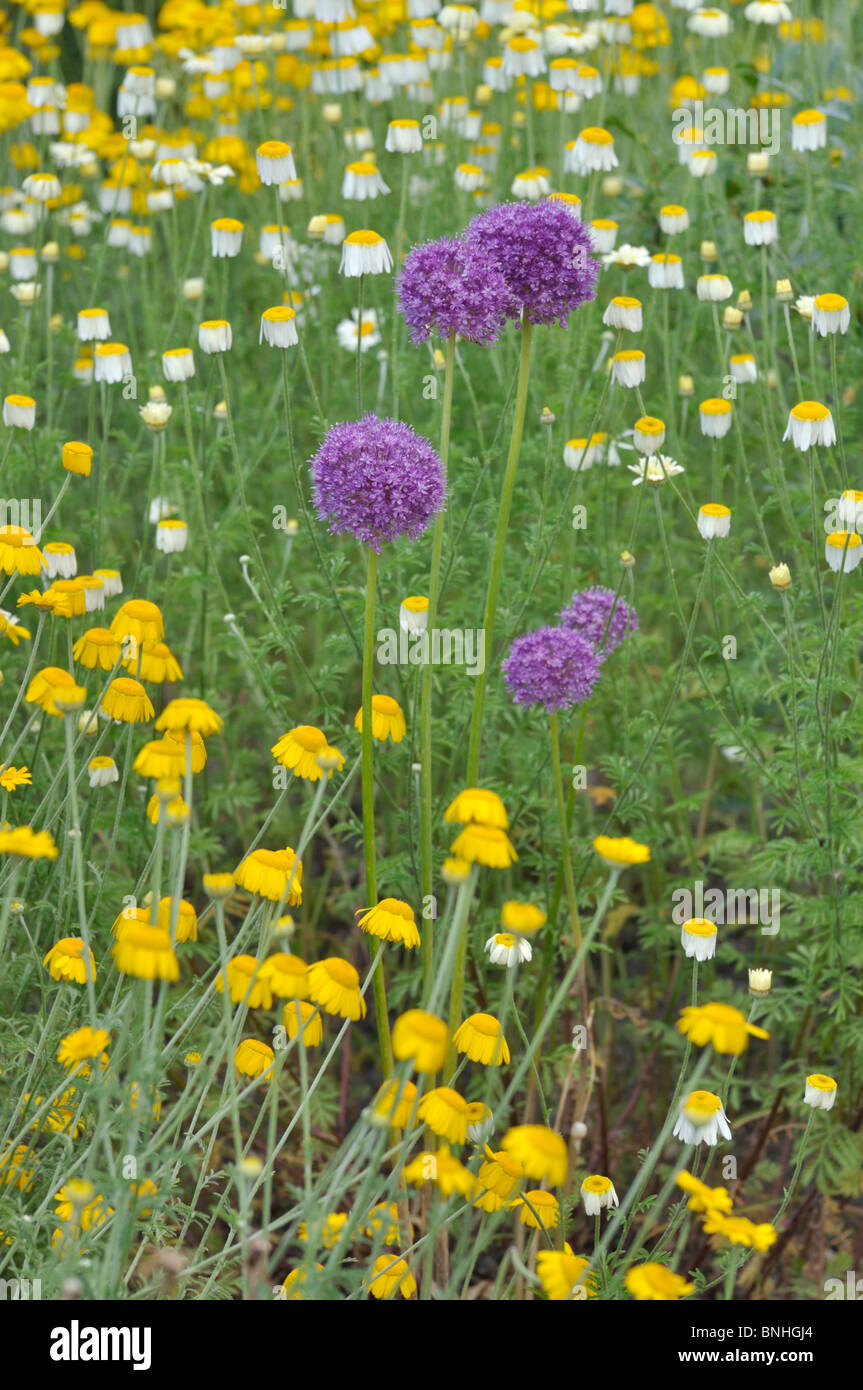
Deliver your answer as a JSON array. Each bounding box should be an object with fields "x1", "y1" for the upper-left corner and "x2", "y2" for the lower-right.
[
  {"x1": 309, "y1": 414, "x2": 446, "y2": 553},
  {"x1": 396, "y1": 236, "x2": 513, "y2": 346},
  {"x1": 463, "y1": 200, "x2": 599, "y2": 327},
  {"x1": 559, "y1": 586, "x2": 638, "y2": 659},
  {"x1": 502, "y1": 625, "x2": 601, "y2": 713}
]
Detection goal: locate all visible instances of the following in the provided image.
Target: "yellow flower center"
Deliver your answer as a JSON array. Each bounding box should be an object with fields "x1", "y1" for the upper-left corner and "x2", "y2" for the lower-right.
[
  {"x1": 682, "y1": 916, "x2": 719, "y2": 935},
  {"x1": 684, "y1": 1090, "x2": 722, "y2": 1122},
  {"x1": 806, "y1": 1073, "x2": 836, "y2": 1091},
  {"x1": 325, "y1": 958, "x2": 359, "y2": 989},
  {"x1": 345, "y1": 229, "x2": 382, "y2": 245},
  {"x1": 581, "y1": 126, "x2": 614, "y2": 145},
  {"x1": 815, "y1": 293, "x2": 847, "y2": 312}
]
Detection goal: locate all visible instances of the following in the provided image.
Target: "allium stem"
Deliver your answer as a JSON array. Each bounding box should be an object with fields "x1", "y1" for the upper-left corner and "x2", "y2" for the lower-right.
[
  {"x1": 420, "y1": 333, "x2": 456, "y2": 994},
  {"x1": 466, "y1": 317, "x2": 533, "y2": 782},
  {"x1": 361, "y1": 546, "x2": 392, "y2": 1074},
  {"x1": 362, "y1": 546, "x2": 379, "y2": 908},
  {"x1": 549, "y1": 713, "x2": 582, "y2": 949}
]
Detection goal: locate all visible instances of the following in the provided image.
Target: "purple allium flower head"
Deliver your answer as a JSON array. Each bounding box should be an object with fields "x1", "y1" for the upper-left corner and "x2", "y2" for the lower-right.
[
  {"x1": 396, "y1": 235, "x2": 513, "y2": 346},
  {"x1": 502, "y1": 625, "x2": 601, "y2": 713},
  {"x1": 309, "y1": 414, "x2": 445, "y2": 554},
  {"x1": 559, "y1": 586, "x2": 638, "y2": 660},
  {"x1": 463, "y1": 200, "x2": 599, "y2": 328}
]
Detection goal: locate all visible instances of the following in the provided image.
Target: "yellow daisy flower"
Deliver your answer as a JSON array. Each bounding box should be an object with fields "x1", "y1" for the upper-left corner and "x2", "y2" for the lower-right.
[
  {"x1": 452, "y1": 1012, "x2": 510, "y2": 1065},
  {"x1": 392, "y1": 1009, "x2": 448, "y2": 1074},
  {"x1": 677, "y1": 1002, "x2": 769, "y2": 1055},
  {"x1": 625, "y1": 1262, "x2": 694, "y2": 1301},
  {"x1": 354, "y1": 693, "x2": 406, "y2": 742},
  {"x1": 501, "y1": 1125, "x2": 568, "y2": 1186},
  {"x1": 307, "y1": 957, "x2": 366, "y2": 1020}
]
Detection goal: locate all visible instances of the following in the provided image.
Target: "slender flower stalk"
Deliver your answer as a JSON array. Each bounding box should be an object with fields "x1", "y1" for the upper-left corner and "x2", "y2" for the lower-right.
[
  {"x1": 772, "y1": 1110, "x2": 816, "y2": 1227},
  {"x1": 549, "y1": 713, "x2": 581, "y2": 949},
  {"x1": 361, "y1": 546, "x2": 392, "y2": 1076},
  {"x1": 63, "y1": 710, "x2": 97, "y2": 1027},
  {"x1": 441, "y1": 868, "x2": 480, "y2": 1078},
  {"x1": 420, "y1": 332, "x2": 456, "y2": 994},
  {"x1": 355, "y1": 273, "x2": 365, "y2": 416},
  {"x1": 466, "y1": 317, "x2": 532, "y2": 781}
]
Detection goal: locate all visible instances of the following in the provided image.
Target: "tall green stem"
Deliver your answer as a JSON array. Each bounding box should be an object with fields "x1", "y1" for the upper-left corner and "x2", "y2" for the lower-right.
[
  {"x1": 420, "y1": 333, "x2": 456, "y2": 994},
  {"x1": 549, "y1": 712, "x2": 581, "y2": 949},
  {"x1": 362, "y1": 546, "x2": 391, "y2": 1074},
  {"x1": 466, "y1": 318, "x2": 533, "y2": 782}
]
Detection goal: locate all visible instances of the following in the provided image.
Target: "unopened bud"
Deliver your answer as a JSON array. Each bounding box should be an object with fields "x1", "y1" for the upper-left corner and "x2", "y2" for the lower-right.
[{"x1": 748, "y1": 967, "x2": 773, "y2": 995}]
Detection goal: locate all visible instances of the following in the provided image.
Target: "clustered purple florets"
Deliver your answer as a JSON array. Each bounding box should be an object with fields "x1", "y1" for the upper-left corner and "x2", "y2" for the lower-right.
[
  {"x1": 502, "y1": 625, "x2": 601, "y2": 714},
  {"x1": 396, "y1": 236, "x2": 513, "y2": 345},
  {"x1": 463, "y1": 200, "x2": 599, "y2": 328},
  {"x1": 309, "y1": 414, "x2": 446, "y2": 553},
  {"x1": 503, "y1": 587, "x2": 638, "y2": 713},
  {"x1": 559, "y1": 586, "x2": 638, "y2": 659},
  {"x1": 396, "y1": 201, "x2": 599, "y2": 344}
]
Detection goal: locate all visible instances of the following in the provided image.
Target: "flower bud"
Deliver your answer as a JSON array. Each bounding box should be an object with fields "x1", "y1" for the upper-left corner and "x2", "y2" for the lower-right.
[{"x1": 748, "y1": 968, "x2": 773, "y2": 995}]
